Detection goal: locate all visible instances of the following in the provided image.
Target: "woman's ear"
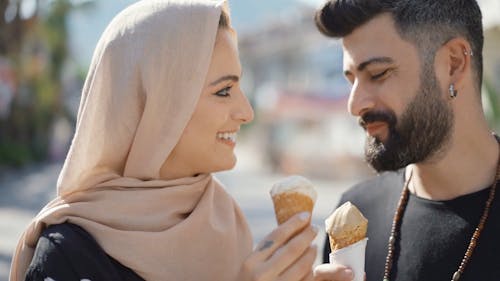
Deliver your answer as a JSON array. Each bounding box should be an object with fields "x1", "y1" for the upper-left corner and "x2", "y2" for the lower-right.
[{"x1": 443, "y1": 37, "x2": 473, "y2": 88}]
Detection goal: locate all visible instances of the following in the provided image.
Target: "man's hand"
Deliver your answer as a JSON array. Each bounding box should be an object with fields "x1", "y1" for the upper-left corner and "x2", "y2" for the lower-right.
[{"x1": 313, "y1": 263, "x2": 354, "y2": 281}]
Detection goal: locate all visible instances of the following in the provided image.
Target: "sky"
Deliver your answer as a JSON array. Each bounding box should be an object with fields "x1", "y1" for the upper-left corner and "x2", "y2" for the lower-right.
[
  {"x1": 67, "y1": 0, "x2": 499, "y2": 67},
  {"x1": 68, "y1": 0, "x2": 322, "y2": 66}
]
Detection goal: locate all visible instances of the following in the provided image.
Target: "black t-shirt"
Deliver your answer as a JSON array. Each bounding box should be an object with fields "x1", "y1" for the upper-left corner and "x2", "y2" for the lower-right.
[
  {"x1": 323, "y1": 170, "x2": 500, "y2": 281},
  {"x1": 25, "y1": 223, "x2": 144, "y2": 281}
]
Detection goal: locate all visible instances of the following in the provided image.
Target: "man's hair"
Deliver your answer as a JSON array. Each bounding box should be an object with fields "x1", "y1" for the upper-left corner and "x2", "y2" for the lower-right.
[
  {"x1": 315, "y1": 0, "x2": 484, "y2": 91},
  {"x1": 219, "y1": 3, "x2": 231, "y2": 29}
]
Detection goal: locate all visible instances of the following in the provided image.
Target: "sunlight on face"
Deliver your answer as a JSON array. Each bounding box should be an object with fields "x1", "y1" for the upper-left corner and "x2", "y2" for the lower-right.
[
  {"x1": 160, "y1": 29, "x2": 254, "y2": 180},
  {"x1": 341, "y1": 14, "x2": 453, "y2": 171}
]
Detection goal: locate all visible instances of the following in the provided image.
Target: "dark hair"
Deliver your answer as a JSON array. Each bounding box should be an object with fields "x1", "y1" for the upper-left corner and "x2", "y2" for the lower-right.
[
  {"x1": 315, "y1": 0, "x2": 484, "y2": 91},
  {"x1": 218, "y1": 5, "x2": 230, "y2": 29}
]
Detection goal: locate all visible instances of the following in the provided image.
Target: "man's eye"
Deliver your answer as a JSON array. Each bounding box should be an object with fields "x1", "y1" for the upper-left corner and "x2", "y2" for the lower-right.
[
  {"x1": 214, "y1": 86, "x2": 231, "y2": 97},
  {"x1": 371, "y1": 69, "x2": 390, "y2": 80}
]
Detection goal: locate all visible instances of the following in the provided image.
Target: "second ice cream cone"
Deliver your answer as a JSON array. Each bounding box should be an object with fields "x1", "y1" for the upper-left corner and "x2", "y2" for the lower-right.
[{"x1": 325, "y1": 201, "x2": 368, "y2": 251}]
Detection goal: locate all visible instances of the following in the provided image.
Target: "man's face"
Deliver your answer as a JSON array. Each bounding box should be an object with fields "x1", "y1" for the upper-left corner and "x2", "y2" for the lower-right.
[{"x1": 342, "y1": 13, "x2": 453, "y2": 172}]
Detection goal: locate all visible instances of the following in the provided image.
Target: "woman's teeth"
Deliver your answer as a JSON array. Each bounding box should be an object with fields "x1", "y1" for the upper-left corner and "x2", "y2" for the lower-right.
[{"x1": 217, "y1": 132, "x2": 237, "y2": 142}]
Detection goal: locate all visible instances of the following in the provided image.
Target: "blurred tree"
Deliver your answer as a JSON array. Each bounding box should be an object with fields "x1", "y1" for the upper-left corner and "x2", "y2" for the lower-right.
[
  {"x1": 483, "y1": 78, "x2": 500, "y2": 131},
  {"x1": 0, "y1": 0, "x2": 94, "y2": 167}
]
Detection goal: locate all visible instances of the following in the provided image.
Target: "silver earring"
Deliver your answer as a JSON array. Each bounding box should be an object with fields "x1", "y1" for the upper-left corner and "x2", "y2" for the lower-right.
[
  {"x1": 449, "y1": 84, "x2": 458, "y2": 98},
  {"x1": 464, "y1": 50, "x2": 474, "y2": 56}
]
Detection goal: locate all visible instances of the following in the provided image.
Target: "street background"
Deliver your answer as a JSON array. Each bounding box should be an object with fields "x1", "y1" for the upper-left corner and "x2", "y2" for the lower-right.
[
  {"x1": 1, "y1": 1, "x2": 500, "y2": 280},
  {"x1": 0, "y1": 141, "x2": 362, "y2": 280}
]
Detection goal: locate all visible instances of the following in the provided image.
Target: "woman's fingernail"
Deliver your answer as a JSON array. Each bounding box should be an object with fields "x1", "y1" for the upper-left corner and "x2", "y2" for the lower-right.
[
  {"x1": 343, "y1": 268, "x2": 354, "y2": 279},
  {"x1": 298, "y1": 211, "x2": 311, "y2": 221}
]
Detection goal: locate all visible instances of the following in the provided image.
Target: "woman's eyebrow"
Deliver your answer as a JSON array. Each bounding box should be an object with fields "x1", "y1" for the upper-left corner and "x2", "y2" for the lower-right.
[{"x1": 210, "y1": 75, "x2": 239, "y2": 86}]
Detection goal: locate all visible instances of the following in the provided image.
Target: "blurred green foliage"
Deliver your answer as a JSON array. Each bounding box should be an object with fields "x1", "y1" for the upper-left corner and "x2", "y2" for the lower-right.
[
  {"x1": 0, "y1": 0, "x2": 92, "y2": 167},
  {"x1": 484, "y1": 78, "x2": 500, "y2": 131}
]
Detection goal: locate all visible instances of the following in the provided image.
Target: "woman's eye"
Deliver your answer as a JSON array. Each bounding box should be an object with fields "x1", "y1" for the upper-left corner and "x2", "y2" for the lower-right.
[
  {"x1": 214, "y1": 86, "x2": 232, "y2": 97},
  {"x1": 371, "y1": 69, "x2": 390, "y2": 81}
]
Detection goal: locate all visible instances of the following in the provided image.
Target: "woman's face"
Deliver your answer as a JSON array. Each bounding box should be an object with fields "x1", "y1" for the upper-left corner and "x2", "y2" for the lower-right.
[{"x1": 160, "y1": 29, "x2": 254, "y2": 180}]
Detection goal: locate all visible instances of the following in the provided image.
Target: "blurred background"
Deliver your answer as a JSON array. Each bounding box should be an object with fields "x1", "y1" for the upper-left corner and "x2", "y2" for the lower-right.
[{"x1": 1, "y1": 0, "x2": 499, "y2": 279}]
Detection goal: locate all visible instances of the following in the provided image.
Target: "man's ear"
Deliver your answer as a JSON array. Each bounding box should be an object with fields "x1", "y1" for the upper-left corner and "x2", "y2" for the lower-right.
[{"x1": 442, "y1": 37, "x2": 473, "y2": 88}]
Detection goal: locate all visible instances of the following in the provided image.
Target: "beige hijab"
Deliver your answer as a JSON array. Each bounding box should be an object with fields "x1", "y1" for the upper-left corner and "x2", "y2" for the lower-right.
[{"x1": 10, "y1": 1, "x2": 253, "y2": 280}]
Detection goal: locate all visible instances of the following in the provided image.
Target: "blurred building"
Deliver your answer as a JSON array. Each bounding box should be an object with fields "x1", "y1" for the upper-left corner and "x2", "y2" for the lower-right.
[
  {"x1": 0, "y1": 57, "x2": 16, "y2": 119},
  {"x1": 238, "y1": 5, "x2": 370, "y2": 180},
  {"x1": 481, "y1": 0, "x2": 500, "y2": 99},
  {"x1": 238, "y1": 1, "x2": 500, "y2": 180}
]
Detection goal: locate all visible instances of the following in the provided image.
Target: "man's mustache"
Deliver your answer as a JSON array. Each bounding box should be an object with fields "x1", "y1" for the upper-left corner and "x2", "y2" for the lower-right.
[{"x1": 359, "y1": 110, "x2": 397, "y2": 129}]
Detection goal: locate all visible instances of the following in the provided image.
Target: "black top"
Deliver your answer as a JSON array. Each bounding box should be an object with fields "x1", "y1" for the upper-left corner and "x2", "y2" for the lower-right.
[
  {"x1": 323, "y1": 170, "x2": 500, "y2": 281},
  {"x1": 25, "y1": 223, "x2": 144, "y2": 281}
]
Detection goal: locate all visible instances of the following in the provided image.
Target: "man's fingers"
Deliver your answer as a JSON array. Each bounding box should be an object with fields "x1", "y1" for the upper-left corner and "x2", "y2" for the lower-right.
[{"x1": 313, "y1": 263, "x2": 354, "y2": 281}]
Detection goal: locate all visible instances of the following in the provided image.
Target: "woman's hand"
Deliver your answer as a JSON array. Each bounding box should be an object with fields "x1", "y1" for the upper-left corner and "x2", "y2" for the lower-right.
[
  {"x1": 237, "y1": 212, "x2": 318, "y2": 281},
  {"x1": 313, "y1": 263, "x2": 355, "y2": 281}
]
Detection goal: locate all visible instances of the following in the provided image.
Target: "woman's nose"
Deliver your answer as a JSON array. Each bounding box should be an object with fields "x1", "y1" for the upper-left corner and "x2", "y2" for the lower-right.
[{"x1": 233, "y1": 89, "x2": 254, "y2": 124}]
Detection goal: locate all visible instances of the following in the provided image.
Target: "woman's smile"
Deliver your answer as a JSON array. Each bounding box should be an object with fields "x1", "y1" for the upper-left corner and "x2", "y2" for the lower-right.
[{"x1": 217, "y1": 131, "x2": 238, "y2": 147}]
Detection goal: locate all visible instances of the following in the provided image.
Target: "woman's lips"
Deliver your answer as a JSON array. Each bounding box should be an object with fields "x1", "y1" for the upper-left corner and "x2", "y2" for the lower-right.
[
  {"x1": 217, "y1": 138, "x2": 236, "y2": 147},
  {"x1": 216, "y1": 131, "x2": 237, "y2": 147}
]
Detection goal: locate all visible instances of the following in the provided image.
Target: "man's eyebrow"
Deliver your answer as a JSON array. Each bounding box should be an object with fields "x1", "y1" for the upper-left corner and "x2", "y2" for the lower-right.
[
  {"x1": 209, "y1": 75, "x2": 239, "y2": 86},
  {"x1": 358, "y1": 57, "x2": 394, "y2": 71},
  {"x1": 344, "y1": 56, "x2": 395, "y2": 77}
]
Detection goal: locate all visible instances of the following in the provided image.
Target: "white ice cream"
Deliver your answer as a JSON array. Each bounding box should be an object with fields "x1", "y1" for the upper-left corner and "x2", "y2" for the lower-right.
[{"x1": 270, "y1": 175, "x2": 317, "y2": 202}]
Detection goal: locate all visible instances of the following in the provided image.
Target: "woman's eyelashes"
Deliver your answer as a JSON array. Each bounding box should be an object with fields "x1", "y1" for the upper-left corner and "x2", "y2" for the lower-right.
[{"x1": 214, "y1": 86, "x2": 232, "y2": 97}]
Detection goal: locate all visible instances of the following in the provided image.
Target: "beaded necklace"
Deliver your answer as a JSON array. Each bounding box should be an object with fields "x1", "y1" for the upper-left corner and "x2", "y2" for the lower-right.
[{"x1": 382, "y1": 150, "x2": 499, "y2": 281}]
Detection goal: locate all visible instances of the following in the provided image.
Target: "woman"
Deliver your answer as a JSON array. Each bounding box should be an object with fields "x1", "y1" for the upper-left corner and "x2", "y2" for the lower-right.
[{"x1": 9, "y1": 1, "x2": 318, "y2": 280}]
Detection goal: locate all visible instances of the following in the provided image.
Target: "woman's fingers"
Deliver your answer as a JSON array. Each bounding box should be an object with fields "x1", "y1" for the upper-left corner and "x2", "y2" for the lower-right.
[
  {"x1": 237, "y1": 211, "x2": 318, "y2": 281},
  {"x1": 254, "y1": 211, "x2": 311, "y2": 260},
  {"x1": 276, "y1": 245, "x2": 317, "y2": 281},
  {"x1": 313, "y1": 263, "x2": 354, "y2": 281},
  {"x1": 266, "y1": 225, "x2": 318, "y2": 274}
]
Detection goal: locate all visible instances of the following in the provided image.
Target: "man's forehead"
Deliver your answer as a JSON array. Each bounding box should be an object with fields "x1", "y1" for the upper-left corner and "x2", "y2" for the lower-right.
[
  {"x1": 342, "y1": 47, "x2": 356, "y2": 71},
  {"x1": 339, "y1": 14, "x2": 402, "y2": 64},
  {"x1": 340, "y1": 26, "x2": 421, "y2": 72},
  {"x1": 341, "y1": 45, "x2": 393, "y2": 71}
]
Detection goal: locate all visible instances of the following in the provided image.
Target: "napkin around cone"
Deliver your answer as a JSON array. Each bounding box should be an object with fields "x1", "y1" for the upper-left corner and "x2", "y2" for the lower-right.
[{"x1": 329, "y1": 238, "x2": 368, "y2": 281}]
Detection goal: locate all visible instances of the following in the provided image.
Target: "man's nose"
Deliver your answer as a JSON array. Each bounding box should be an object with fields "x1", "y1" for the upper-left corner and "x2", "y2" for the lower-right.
[{"x1": 347, "y1": 80, "x2": 375, "y2": 117}]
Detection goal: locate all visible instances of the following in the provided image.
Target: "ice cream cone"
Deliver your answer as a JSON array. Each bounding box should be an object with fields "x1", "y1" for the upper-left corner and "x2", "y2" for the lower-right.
[
  {"x1": 270, "y1": 175, "x2": 317, "y2": 225},
  {"x1": 325, "y1": 201, "x2": 368, "y2": 251}
]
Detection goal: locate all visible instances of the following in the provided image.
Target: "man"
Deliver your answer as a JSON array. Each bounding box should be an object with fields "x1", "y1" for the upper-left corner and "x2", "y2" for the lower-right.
[{"x1": 311, "y1": 1, "x2": 500, "y2": 281}]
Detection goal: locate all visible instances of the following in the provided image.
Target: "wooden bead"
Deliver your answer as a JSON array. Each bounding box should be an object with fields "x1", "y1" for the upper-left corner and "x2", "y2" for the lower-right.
[
  {"x1": 389, "y1": 236, "x2": 395, "y2": 245},
  {"x1": 382, "y1": 158, "x2": 498, "y2": 281}
]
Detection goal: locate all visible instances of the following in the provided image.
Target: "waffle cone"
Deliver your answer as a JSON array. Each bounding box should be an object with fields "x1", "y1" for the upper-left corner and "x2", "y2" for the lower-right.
[
  {"x1": 272, "y1": 192, "x2": 314, "y2": 225},
  {"x1": 329, "y1": 227, "x2": 366, "y2": 251}
]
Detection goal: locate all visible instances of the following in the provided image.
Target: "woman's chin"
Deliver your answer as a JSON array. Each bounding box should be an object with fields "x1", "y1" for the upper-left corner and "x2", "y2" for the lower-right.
[{"x1": 210, "y1": 157, "x2": 238, "y2": 174}]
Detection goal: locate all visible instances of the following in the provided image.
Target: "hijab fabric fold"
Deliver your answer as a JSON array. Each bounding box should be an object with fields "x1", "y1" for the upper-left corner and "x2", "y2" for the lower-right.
[{"x1": 10, "y1": 1, "x2": 253, "y2": 280}]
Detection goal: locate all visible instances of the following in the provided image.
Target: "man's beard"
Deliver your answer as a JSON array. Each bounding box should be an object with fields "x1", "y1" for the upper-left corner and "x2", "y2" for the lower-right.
[{"x1": 361, "y1": 64, "x2": 454, "y2": 172}]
